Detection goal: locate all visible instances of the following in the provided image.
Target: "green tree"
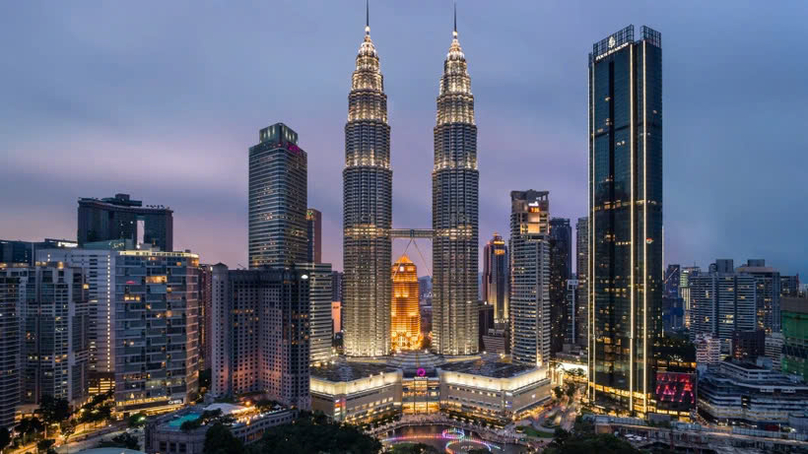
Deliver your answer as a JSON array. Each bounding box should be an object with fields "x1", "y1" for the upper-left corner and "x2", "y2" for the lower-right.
[
  {"x1": 544, "y1": 433, "x2": 641, "y2": 454},
  {"x1": 390, "y1": 443, "x2": 439, "y2": 454},
  {"x1": 250, "y1": 413, "x2": 382, "y2": 453},
  {"x1": 565, "y1": 381, "x2": 577, "y2": 398},
  {"x1": 38, "y1": 396, "x2": 71, "y2": 437},
  {"x1": 203, "y1": 422, "x2": 243, "y2": 454},
  {"x1": 0, "y1": 427, "x2": 10, "y2": 454},
  {"x1": 553, "y1": 386, "x2": 564, "y2": 400},
  {"x1": 97, "y1": 433, "x2": 139, "y2": 451},
  {"x1": 128, "y1": 412, "x2": 148, "y2": 428},
  {"x1": 17, "y1": 417, "x2": 45, "y2": 444}
]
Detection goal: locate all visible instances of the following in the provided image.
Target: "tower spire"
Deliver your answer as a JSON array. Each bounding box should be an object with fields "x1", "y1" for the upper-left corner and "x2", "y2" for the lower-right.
[
  {"x1": 365, "y1": 0, "x2": 370, "y2": 35},
  {"x1": 453, "y1": 0, "x2": 457, "y2": 38}
]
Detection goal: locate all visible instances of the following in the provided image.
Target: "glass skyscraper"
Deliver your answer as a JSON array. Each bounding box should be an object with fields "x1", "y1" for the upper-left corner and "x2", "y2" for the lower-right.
[
  {"x1": 587, "y1": 25, "x2": 663, "y2": 414},
  {"x1": 482, "y1": 233, "x2": 509, "y2": 323},
  {"x1": 342, "y1": 17, "x2": 392, "y2": 357},
  {"x1": 248, "y1": 123, "x2": 308, "y2": 268},
  {"x1": 432, "y1": 20, "x2": 479, "y2": 356}
]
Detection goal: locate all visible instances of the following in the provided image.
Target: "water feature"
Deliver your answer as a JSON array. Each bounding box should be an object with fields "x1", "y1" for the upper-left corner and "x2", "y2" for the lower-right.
[{"x1": 382, "y1": 425, "x2": 530, "y2": 453}]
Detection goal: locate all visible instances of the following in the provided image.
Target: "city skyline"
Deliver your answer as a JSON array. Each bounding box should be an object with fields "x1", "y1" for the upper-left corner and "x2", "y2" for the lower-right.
[{"x1": 2, "y1": 2, "x2": 807, "y2": 278}]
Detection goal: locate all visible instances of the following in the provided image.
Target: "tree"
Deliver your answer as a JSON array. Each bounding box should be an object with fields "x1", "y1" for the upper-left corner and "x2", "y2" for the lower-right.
[
  {"x1": 203, "y1": 422, "x2": 243, "y2": 454},
  {"x1": 128, "y1": 412, "x2": 148, "y2": 428},
  {"x1": 565, "y1": 381, "x2": 577, "y2": 399},
  {"x1": 543, "y1": 433, "x2": 641, "y2": 454},
  {"x1": 553, "y1": 386, "x2": 564, "y2": 400},
  {"x1": 38, "y1": 396, "x2": 71, "y2": 437},
  {"x1": 0, "y1": 427, "x2": 10, "y2": 454},
  {"x1": 97, "y1": 433, "x2": 139, "y2": 451},
  {"x1": 36, "y1": 439, "x2": 55, "y2": 454},
  {"x1": 249, "y1": 413, "x2": 382, "y2": 454},
  {"x1": 17, "y1": 417, "x2": 45, "y2": 444},
  {"x1": 390, "y1": 443, "x2": 439, "y2": 454}
]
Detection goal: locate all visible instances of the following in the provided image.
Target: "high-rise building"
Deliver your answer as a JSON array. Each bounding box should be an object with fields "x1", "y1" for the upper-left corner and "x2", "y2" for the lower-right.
[
  {"x1": 1, "y1": 238, "x2": 78, "y2": 266},
  {"x1": 588, "y1": 25, "x2": 663, "y2": 414},
  {"x1": 782, "y1": 276, "x2": 801, "y2": 298},
  {"x1": 679, "y1": 266, "x2": 700, "y2": 328},
  {"x1": 37, "y1": 247, "x2": 117, "y2": 394},
  {"x1": 765, "y1": 332, "x2": 784, "y2": 371},
  {"x1": 198, "y1": 264, "x2": 213, "y2": 369},
  {"x1": 509, "y1": 190, "x2": 551, "y2": 367},
  {"x1": 689, "y1": 262, "x2": 757, "y2": 346},
  {"x1": 114, "y1": 250, "x2": 199, "y2": 413},
  {"x1": 248, "y1": 123, "x2": 308, "y2": 268},
  {"x1": 732, "y1": 329, "x2": 765, "y2": 361},
  {"x1": 342, "y1": 13, "x2": 393, "y2": 357},
  {"x1": 306, "y1": 208, "x2": 322, "y2": 264},
  {"x1": 737, "y1": 260, "x2": 782, "y2": 333},
  {"x1": 78, "y1": 193, "x2": 172, "y2": 251},
  {"x1": 549, "y1": 218, "x2": 572, "y2": 355},
  {"x1": 0, "y1": 267, "x2": 21, "y2": 427},
  {"x1": 391, "y1": 255, "x2": 421, "y2": 351},
  {"x1": 782, "y1": 297, "x2": 808, "y2": 381},
  {"x1": 11, "y1": 263, "x2": 90, "y2": 407},
  {"x1": 662, "y1": 264, "x2": 684, "y2": 333},
  {"x1": 210, "y1": 264, "x2": 312, "y2": 409},
  {"x1": 432, "y1": 17, "x2": 479, "y2": 356},
  {"x1": 299, "y1": 263, "x2": 333, "y2": 365},
  {"x1": 565, "y1": 278, "x2": 580, "y2": 345},
  {"x1": 482, "y1": 233, "x2": 509, "y2": 323},
  {"x1": 694, "y1": 334, "x2": 721, "y2": 366},
  {"x1": 575, "y1": 217, "x2": 588, "y2": 347}
]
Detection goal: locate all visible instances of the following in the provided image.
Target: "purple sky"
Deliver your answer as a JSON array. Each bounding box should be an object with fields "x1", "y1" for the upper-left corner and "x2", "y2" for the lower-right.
[{"x1": 1, "y1": 1, "x2": 806, "y2": 277}]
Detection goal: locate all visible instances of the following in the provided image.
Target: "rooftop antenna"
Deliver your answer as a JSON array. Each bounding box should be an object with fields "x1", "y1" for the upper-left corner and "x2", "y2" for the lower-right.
[
  {"x1": 453, "y1": 0, "x2": 457, "y2": 38},
  {"x1": 365, "y1": 0, "x2": 370, "y2": 35}
]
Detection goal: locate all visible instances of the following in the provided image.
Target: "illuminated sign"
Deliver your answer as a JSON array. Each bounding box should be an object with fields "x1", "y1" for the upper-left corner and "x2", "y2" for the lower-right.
[{"x1": 417, "y1": 368, "x2": 426, "y2": 377}]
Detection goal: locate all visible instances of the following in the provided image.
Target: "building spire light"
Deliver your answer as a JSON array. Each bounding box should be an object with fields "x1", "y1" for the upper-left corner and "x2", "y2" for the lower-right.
[
  {"x1": 365, "y1": 0, "x2": 370, "y2": 36},
  {"x1": 453, "y1": 0, "x2": 457, "y2": 38}
]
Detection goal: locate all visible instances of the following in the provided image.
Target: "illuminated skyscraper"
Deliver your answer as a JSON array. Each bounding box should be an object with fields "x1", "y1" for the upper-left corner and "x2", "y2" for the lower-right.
[
  {"x1": 307, "y1": 208, "x2": 322, "y2": 264},
  {"x1": 575, "y1": 217, "x2": 589, "y2": 347},
  {"x1": 248, "y1": 123, "x2": 308, "y2": 268},
  {"x1": 483, "y1": 233, "x2": 509, "y2": 323},
  {"x1": 391, "y1": 255, "x2": 421, "y2": 351},
  {"x1": 343, "y1": 9, "x2": 392, "y2": 357},
  {"x1": 509, "y1": 190, "x2": 551, "y2": 367},
  {"x1": 432, "y1": 10, "x2": 479, "y2": 355},
  {"x1": 588, "y1": 25, "x2": 663, "y2": 414}
]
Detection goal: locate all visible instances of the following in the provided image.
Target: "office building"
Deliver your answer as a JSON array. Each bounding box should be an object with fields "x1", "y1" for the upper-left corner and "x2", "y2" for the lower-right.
[
  {"x1": 695, "y1": 334, "x2": 721, "y2": 366},
  {"x1": 782, "y1": 276, "x2": 801, "y2": 298},
  {"x1": 482, "y1": 233, "x2": 509, "y2": 323},
  {"x1": 765, "y1": 332, "x2": 784, "y2": 371},
  {"x1": 210, "y1": 264, "x2": 311, "y2": 410},
  {"x1": 509, "y1": 190, "x2": 551, "y2": 367},
  {"x1": 391, "y1": 255, "x2": 421, "y2": 351},
  {"x1": 432, "y1": 18, "x2": 479, "y2": 356},
  {"x1": 588, "y1": 25, "x2": 663, "y2": 414},
  {"x1": 9, "y1": 263, "x2": 90, "y2": 407},
  {"x1": 782, "y1": 297, "x2": 808, "y2": 381},
  {"x1": 37, "y1": 247, "x2": 117, "y2": 394},
  {"x1": 331, "y1": 301, "x2": 341, "y2": 334},
  {"x1": 698, "y1": 360, "x2": 808, "y2": 428},
  {"x1": 0, "y1": 267, "x2": 21, "y2": 427},
  {"x1": 549, "y1": 218, "x2": 572, "y2": 356},
  {"x1": 732, "y1": 329, "x2": 765, "y2": 362},
  {"x1": 1, "y1": 238, "x2": 77, "y2": 266},
  {"x1": 306, "y1": 208, "x2": 322, "y2": 264},
  {"x1": 566, "y1": 279, "x2": 580, "y2": 345},
  {"x1": 299, "y1": 263, "x2": 333, "y2": 365},
  {"x1": 248, "y1": 123, "x2": 308, "y2": 268},
  {"x1": 690, "y1": 262, "x2": 757, "y2": 346},
  {"x1": 78, "y1": 193, "x2": 172, "y2": 251},
  {"x1": 574, "y1": 217, "x2": 588, "y2": 347},
  {"x1": 198, "y1": 264, "x2": 213, "y2": 369},
  {"x1": 342, "y1": 15, "x2": 393, "y2": 358},
  {"x1": 114, "y1": 250, "x2": 199, "y2": 413},
  {"x1": 737, "y1": 260, "x2": 782, "y2": 333},
  {"x1": 311, "y1": 362, "x2": 402, "y2": 424},
  {"x1": 679, "y1": 266, "x2": 700, "y2": 328}
]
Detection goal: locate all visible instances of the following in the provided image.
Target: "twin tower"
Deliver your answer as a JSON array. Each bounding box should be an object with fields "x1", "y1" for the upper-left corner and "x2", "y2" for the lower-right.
[{"x1": 343, "y1": 9, "x2": 479, "y2": 357}]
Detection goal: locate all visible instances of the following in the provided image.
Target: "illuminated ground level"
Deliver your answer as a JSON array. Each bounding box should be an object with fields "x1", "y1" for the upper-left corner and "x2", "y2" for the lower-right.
[{"x1": 382, "y1": 426, "x2": 528, "y2": 453}]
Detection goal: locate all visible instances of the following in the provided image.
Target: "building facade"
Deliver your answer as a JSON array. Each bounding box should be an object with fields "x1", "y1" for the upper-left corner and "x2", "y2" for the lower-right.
[
  {"x1": 588, "y1": 25, "x2": 663, "y2": 414},
  {"x1": 78, "y1": 193, "x2": 173, "y2": 251},
  {"x1": 37, "y1": 247, "x2": 117, "y2": 394},
  {"x1": 782, "y1": 297, "x2": 808, "y2": 381},
  {"x1": 689, "y1": 263, "x2": 757, "y2": 346},
  {"x1": 248, "y1": 123, "x2": 308, "y2": 268},
  {"x1": 549, "y1": 218, "x2": 572, "y2": 356},
  {"x1": 432, "y1": 23, "x2": 479, "y2": 356},
  {"x1": 1, "y1": 238, "x2": 77, "y2": 266},
  {"x1": 306, "y1": 208, "x2": 322, "y2": 264},
  {"x1": 342, "y1": 19, "x2": 393, "y2": 358},
  {"x1": 391, "y1": 255, "x2": 421, "y2": 351},
  {"x1": 575, "y1": 217, "x2": 588, "y2": 347},
  {"x1": 210, "y1": 264, "x2": 312, "y2": 410},
  {"x1": 482, "y1": 233, "x2": 509, "y2": 323},
  {"x1": 737, "y1": 260, "x2": 782, "y2": 334},
  {"x1": 114, "y1": 250, "x2": 199, "y2": 413},
  {"x1": 0, "y1": 267, "x2": 22, "y2": 427},
  {"x1": 509, "y1": 190, "x2": 551, "y2": 368},
  {"x1": 300, "y1": 263, "x2": 333, "y2": 366},
  {"x1": 695, "y1": 334, "x2": 722, "y2": 366}
]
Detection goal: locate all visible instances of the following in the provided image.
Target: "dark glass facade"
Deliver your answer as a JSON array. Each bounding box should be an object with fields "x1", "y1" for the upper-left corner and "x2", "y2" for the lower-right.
[
  {"x1": 588, "y1": 25, "x2": 663, "y2": 414},
  {"x1": 78, "y1": 194, "x2": 173, "y2": 252},
  {"x1": 549, "y1": 218, "x2": 572, "y2": 355}
]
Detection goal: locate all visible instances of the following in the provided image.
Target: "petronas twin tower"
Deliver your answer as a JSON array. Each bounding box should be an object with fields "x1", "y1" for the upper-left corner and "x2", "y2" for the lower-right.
[{"x1": 343, "y1": 6, "x2": 479, "y2": 357}]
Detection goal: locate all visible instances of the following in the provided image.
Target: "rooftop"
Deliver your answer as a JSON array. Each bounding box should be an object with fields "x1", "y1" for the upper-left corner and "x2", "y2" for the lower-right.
[
  {"x1": 311, "y1": 362, "x2": 399, "y2": 382},
  {"x1": 438, "y1": 359, "x2": 535, "y2": 379}
]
